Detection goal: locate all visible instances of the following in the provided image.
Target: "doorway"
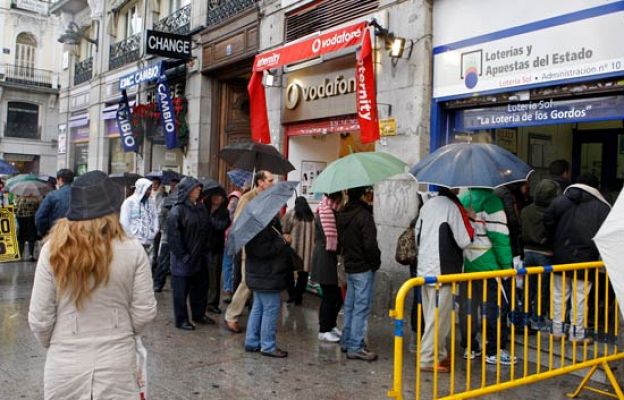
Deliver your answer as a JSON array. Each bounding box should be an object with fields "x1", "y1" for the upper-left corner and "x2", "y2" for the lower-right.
[{"x1": 572, "y1": 129, "x2": 624, "y2": 203}]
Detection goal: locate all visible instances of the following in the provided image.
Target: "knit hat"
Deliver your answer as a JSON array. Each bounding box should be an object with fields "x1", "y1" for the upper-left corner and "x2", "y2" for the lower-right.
[{"x1": 66, "y1": 170, "x2": 124, "y2": 221}]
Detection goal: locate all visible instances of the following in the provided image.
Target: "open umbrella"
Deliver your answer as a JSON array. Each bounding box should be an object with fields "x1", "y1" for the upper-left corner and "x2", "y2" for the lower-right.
[
  {"x1": 594, "y1": 187, "x2": 624, "y2": 319},
  {"x1": 226, "y1": 181, "x2": 298, "y2": 256},
  {"x1": 6, "y1": 174, "x2": 45, "y2": 189},
  {"x1": 409, "y1": 143, "x2": 533, "y2": 188},
  {"x1": 0, "y1": 160, "x2": 18, "y2": 175},
  {"x1": 145, "y1": 170, "x2": 182, "y2": 185},
  {"x1": 8, "y1": 179, "x2": 51, "y2": 197},
  {"x1": 198, "y1": 177, "x2": 221, "y2": 193},
  {"x1": 227, "y1": 169, "x2": 252, "y2": 189},
  {"x1": 220, "y1": 142, "x2": 295, "y2": 175},
  {"x1": 109, "y1": 172, "x2": 142, "y2": 187},
  {"x1": 310, "y1": 152, "x2": 406, "y2": 194}
]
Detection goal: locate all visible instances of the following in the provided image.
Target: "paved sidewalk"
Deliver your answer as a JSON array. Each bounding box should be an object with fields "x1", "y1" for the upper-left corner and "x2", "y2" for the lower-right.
[{"x1": 0, "y1": 261, "x2": 614, "y2": 399}]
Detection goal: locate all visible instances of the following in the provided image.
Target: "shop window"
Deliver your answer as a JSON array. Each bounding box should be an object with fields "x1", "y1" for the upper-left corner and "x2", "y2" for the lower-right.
[
  {"x1": 109, "y1": 137, "x2": 134, "y2": 174},
  {"x1": 73, "y1": 143, "x2": 89, "y2": 176},
  {"x1": 285, "y1": 0, "x2": 378, "y2": 42},
  {"x1": 15, "y1": 32, "x2": 36, "y2": 70},
  {"x1": 5, "y1": 102, "x2": 39, "y2": 139}
]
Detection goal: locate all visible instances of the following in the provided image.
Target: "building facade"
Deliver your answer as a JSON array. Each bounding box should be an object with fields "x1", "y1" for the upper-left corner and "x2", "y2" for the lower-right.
[{"x1": 0, "y1": 0, "x2": 61, "y2": 175}]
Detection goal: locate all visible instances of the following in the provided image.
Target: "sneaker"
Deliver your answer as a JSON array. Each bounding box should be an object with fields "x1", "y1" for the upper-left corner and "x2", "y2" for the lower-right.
[
  {"x1": 486, "y1": 350, "x2": 517, "y2": 366},
  {"x1": 463, "y1": 349, "x2": 482, "y2": 359},
  {"x1": 331, "y1": 327, "x2": 342, "y2": 337},
  {"x1": 346, "y1": 349, "x2": 378, "y2": 362},
  {"x1": 569, "y1": 335, "x2": 594, "y2": 345},
  {"x1": 318, "y1": 331, "x2": 341, "y2": 343}
]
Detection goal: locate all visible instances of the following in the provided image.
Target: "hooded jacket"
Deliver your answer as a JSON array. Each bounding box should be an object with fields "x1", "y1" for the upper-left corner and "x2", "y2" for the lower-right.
[
  {"x1": 544, "y1": 184, "x2": 611, "y2": 264},
  {"x1": 415, "y1": 193, "x2": 472, "y2": 277},
  {"x1": 119, "y1": 178, "x2": 159, "y2": 245},
  {"x1": 167, "y1": 178, "x2": 210, "y2": 277},
  {"x1": 35, "y1": 184, "x2": 71, "y2": 237},
  {"x1": 460, "y1": 188, "x2": 513, "y2": 272},
  {"x1": 520, "y1": 179, "x2": 560, "y2": 254},
  {"x1": 336, "y1": 199, "x2": 381, "y2": 274}
]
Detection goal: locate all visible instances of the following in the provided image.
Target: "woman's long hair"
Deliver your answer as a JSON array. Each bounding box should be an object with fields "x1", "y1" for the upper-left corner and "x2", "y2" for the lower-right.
[
  {"x1": 47, "y1": 214, "x2": 125, "y2": 309},
  {"x1": 294, "y1": 196, "x2": 314, "y2": 222}
]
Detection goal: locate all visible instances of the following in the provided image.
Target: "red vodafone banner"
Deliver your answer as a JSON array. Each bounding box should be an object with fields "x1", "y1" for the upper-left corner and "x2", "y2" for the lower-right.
[{"x1": 249, "y1": 21, "x2": 379, "y2": 144}]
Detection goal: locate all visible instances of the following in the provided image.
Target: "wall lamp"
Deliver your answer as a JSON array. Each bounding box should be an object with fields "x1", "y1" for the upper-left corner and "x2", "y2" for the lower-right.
[
  {"x1": 370, "y1": 19, "x2": 414, "y2": 66},
  {"x1": 58, "y1": 22, "x2": 98, "y2": 50}
]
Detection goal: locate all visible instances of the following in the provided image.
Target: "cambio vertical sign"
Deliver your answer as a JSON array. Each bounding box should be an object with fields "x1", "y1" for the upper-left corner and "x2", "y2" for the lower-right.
[
  {"x1": 156, "y1": 76, "x2": 178, "y2": 149},
  {"x1": 116, "y1": 90, "x2": 137, "y2": 152},
  {"x1": 249, "y1": 21, "x2": 379, "y2": 144}
]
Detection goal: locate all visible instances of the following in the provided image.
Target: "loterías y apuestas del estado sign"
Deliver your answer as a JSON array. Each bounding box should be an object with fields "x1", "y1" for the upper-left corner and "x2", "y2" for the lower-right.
[{"x1": 146, "y1": 30, "x2": 192, "y2": 60}]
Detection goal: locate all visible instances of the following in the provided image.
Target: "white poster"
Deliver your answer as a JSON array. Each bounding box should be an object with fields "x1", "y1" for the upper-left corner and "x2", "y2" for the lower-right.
[
  {"x1": 433, "y1": 2, "x2": 624, "y2": 99},
  {"x1": 300, "y1": 160, "x2": 326, "y2": 202}
]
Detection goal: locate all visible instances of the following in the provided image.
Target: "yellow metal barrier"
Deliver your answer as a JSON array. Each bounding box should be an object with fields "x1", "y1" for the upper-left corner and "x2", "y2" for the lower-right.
[{"x1": 388, "y1": 261, "x2": 624, "y2": 400}]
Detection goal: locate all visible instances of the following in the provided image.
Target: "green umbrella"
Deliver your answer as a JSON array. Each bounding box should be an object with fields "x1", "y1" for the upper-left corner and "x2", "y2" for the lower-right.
[
  {"x1": 5, "y1": 174, "x2": 44, "y2": 189},
  {"x1": 310, "y1": 152, "x2": 406, "y2": 194}
]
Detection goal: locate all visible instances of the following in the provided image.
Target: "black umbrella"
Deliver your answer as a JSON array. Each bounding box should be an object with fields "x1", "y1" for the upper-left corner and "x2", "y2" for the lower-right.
[
  {"x1": 109, "y1": 172, "x2": 142, "y2": 187},
  {"x1": 220, "y1": 142, "x2": 295, "y2": 175},
  {"x1": 226, "y1": 181, "x2": 298, "y2": 256},
  {"x1": 198, "y1": 177, "x2": 222, "y2": 195},
  {"x1": 145, "y1": 170, "x2": 182, "y2": 185}
]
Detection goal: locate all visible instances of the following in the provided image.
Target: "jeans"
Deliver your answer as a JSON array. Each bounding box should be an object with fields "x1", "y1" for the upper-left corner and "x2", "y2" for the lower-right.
[
  {"x1": 342, "y1": 270, "x2": 375, "y2": 352},
  {"x1": 523, "y1": 251, "x2": 552, "y2": 325},
  {"x1": 319, "y1": 284, "x2": 343, "y2": 333},
  {"x1": 245, "y1": 291, "x2": 281, "y2": 352},
  {"x1": 222, "y1": 252, "x2": 235, "y2": 293}
]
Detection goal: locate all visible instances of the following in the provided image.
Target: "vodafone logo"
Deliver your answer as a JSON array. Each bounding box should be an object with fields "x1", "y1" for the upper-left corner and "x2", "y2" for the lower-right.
[{"x1": 311, "y1": 29, "x2": 362, "y2": 54}]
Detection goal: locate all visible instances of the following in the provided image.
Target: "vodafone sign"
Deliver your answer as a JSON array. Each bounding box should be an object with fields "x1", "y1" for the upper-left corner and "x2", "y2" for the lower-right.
[
  {"x1": 253, "y1": 22, "x2": 367, "y2": 72},
  {"x1": 249, "y1": 21, "x2": 379, "y2": 145}
]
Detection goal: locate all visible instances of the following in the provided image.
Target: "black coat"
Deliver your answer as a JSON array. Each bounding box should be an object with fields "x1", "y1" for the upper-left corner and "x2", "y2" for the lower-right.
[
  {"x1": 310, "y1": 214, "x2": 338, "y2": 285},
  {"x1": 204, "y1": 187, "x2": 230, "y2": 254},
  {"x1": 544, "y1": 186, "x2": 610, "y2": 265},
  {"x1": 336, "y1": 200, "x2": 381, "y2": 274},
  {"x1": 245, "y1": 222, "x2": 294, "y2": 292},
  {"x1": 167, "y1": 177, "x2": 210, "y2": 277}
]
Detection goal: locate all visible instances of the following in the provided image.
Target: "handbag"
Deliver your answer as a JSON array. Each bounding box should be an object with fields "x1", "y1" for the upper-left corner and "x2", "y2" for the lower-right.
[{"x1": 395, "y1": 218, "x2": 418, "y2": 266}]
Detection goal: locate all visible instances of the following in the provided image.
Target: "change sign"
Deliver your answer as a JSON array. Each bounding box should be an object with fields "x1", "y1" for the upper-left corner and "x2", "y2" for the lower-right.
[
  {"x1": 0, "y1": 207, "x2": 20, "y2": 262},
  {"x1": 146, "y1": 30, "x2": 192, "y2": 60}
]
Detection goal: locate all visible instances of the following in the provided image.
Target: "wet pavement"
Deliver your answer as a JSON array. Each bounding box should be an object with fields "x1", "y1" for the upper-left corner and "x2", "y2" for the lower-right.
[{"x1": 0, "y1": 261, "x2": 616, "y2": 399}]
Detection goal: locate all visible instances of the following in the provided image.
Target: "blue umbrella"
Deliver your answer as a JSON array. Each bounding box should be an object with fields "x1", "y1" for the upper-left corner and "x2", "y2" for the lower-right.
[
  {"x1": 409, "y1": 143, "x2": 533, "y2": 188},
  {"x1": 227, "y1": 169, "x2": 252, "y2": 189},
  {"x1": 226, "y1": 181, "x2": 298, "y2": 256},
  {"x1": 0, "y1": 160, "x2": 18, "y2": 175}
]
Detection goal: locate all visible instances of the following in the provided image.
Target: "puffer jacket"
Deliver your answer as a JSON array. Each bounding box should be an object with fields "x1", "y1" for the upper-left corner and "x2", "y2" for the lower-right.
[
  {"x1": 167, "y1": 178, "x2": 210, "y2": 277},
  {"x1": 544, "y1": 184, "x2": 610, "y2": 264},
  {"x1": 35, "y1": 184, "x2": 71, "y2": 237},
  {"x1": 120, "y1": 178, "x2": 159, "y2": 245},
  {"x1": 336, "y1": 199, "x2": 381, "y2": 274},
  {"x1": 245, "y1": 220, "x2": 294, "y2": 291},
  {"x1": 520, "y1": 179, "x2": 560, "y2": 253}
]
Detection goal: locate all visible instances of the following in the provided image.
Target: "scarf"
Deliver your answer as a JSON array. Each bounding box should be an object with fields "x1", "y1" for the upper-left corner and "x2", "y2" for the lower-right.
[
  {"x1": 440, "y1": 189, "x2": 475, "y2": 241},
  {"x1": 317, "y1": 195, "x2": 339, "y2": 251}
]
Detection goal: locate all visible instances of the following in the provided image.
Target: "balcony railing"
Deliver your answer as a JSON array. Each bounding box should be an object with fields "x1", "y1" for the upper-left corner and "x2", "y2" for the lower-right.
[
  {"x1": 154, "y1": 4, "x2": 191, "y2": 35},
  {"x1": 0, "y1": 64, "x2": 57, "y2": 88},
  {"x1": 109, "y1": 33, "x2": 141, "y2": 71},
  {"x1": 74, "y1": 57, "x2": 93, "y2": 85},
  {"x1": 206, "y1": 0, "x2": 256, "y2": 26}
]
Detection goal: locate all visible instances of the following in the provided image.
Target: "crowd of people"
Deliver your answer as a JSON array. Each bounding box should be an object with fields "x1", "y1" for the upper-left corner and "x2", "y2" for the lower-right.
[{"x1": 413, "y1": 160, "x2": 613, "y2": 372}]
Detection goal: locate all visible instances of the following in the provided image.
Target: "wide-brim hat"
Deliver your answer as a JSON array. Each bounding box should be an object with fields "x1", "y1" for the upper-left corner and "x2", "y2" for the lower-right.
[{"x1": 67, "y1": 170, "x2": 124, "y2": 221}]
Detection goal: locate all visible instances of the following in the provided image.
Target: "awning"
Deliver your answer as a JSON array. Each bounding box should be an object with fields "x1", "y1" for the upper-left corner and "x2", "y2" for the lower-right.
[
  {"x1": 68, "y1": 114, "x2": 89, "y2": 128},
  {"x1": 285, "y1": 116, "x2": 359, "y2": 137}
]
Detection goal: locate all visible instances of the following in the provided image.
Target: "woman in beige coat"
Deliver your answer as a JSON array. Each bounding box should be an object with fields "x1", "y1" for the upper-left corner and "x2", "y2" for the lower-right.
[{"x1": 28, "y1": 170, "x2": 157, "y2": 400}]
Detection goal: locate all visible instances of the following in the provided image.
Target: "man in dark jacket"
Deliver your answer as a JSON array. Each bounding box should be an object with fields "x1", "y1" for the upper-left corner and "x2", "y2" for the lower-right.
[
  {"x1": 203, "y1": 186, "x2": 230, "y2": 314},
  {"x1": 35, "y1": 169, "x2": 74, "y2": 237},
  {"x1": 337, "y1": 186, "x2": 381, "y2": 361},
  {"x1": 167, "y1": 177, "x2": 214, "y2": 330},
  {"x1": 546, "y1": 159, "x2": 571, "y2": 193},
  {"x1": 544, "y1": 174, "x2": 610, "y2": 342},
  {"x1": 244, "y1": 218, "x2": 293, "y2": 358}
]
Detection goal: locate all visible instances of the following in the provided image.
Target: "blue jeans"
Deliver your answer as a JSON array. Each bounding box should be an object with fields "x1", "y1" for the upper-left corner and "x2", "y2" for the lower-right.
[
  {"x1": 245, "y1": 291, "x2": 281, "y2": 352},
  {"x1": 342, "y1": 270, "x2": 375, "y2": 352},
  {"x1": 222, "y1": 252, "x2": 234, "y2": 293},
  {"x1": 523, "y1": 251, "x2": 552, "y2": 325}
]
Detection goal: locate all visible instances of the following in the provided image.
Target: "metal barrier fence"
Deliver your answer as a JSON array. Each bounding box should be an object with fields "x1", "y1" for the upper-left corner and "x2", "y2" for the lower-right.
[{"x1": 388, "y1": 261, "x2": 623, "y2": 400}]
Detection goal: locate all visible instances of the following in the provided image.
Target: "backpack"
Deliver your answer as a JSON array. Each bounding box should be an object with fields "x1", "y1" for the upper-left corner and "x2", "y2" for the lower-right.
[{"x1": 395, "y1": 218, "x2": 418, "y2": 265}]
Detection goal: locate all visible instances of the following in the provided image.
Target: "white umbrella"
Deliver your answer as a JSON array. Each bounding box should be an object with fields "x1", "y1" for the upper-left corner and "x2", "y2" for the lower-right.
[{"x1": 594, "y1": 187, "x2": 624, "y2": 320}]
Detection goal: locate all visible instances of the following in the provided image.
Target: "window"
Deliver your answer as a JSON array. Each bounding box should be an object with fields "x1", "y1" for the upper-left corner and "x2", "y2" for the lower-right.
[
  {"x1": 5, "y1": 102, "x2": 39, "y2": 139},
  {"x1": 125, "y1": 5, "x2": 142, "y2": 38},
  {"x1": 15, "y1": 32, "x2": 37, "y2": 72}
]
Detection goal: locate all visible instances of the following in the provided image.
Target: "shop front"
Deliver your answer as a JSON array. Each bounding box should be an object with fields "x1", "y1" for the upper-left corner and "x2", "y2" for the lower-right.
[
  {"x1": 282, "y1": 56, "x2": 374, "y2": 204},
  {"x1": 431, "y1": 0, "x2": 624, "y2": 201},
  {"x1": 68, "y1": 113, "x2": 90, "y2": 176}
]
